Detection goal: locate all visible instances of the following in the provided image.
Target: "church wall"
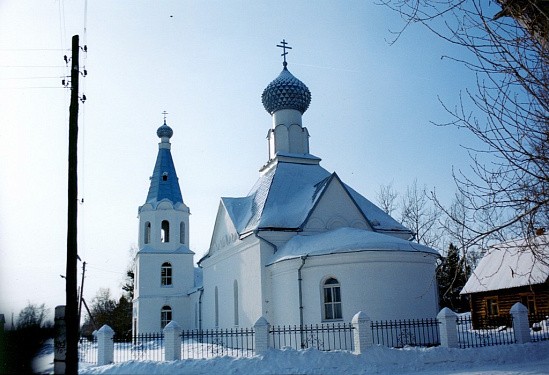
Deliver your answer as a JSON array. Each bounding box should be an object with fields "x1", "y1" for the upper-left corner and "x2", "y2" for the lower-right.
[
  {"x1": 200, "y1": 235, "x2": 266, "y2": 329},
  {"x1": 134, "y1": 295, "x2": 190, "y2": 333},
  {"x1": 269, "y1": 258, "x2": 302, "y2": 325},
  {"x1": 135, "y1": 252, "x2": 194, "y2": 297},
  {"x1": 269, "y1": 251, "x2": 439, "y2": 326}
]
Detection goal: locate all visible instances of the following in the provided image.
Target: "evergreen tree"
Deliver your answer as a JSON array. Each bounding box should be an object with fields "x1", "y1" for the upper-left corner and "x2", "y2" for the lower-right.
[
  {"x1": 437, "y1": 243, "x2": 470, "y2": 312},
  {"x1": 81, "y1": 289, "x2": 132, "y2": 339}
]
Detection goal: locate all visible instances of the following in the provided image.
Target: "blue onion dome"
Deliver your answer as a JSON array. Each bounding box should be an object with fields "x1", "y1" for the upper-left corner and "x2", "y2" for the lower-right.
[
  {"x1": 156, "y1": 121, "x2": 173, "y2": 139},
  {"x1": 262, "y1": 67, "x2": 311, "y2": 115}
]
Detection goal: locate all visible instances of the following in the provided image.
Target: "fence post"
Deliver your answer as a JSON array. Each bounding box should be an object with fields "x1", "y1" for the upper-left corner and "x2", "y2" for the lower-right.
[
  {"x1": 54, "y1": 306, "x2": 66, "y2": 375},
  {"x1": 352, "y1": 311, "x2": 372, "y2": 354},
  {"x1": 164, "y1": 320, "x2": 182, "y2": 361},
  {"x1": 254, "y1": 316, "x2": 270, "y2": 355},
  {"x1": 437, "y1": 307, "x2": 458, "y2": 348},
  {"x1": 510, "y1": 302, "x2": 531, "y2": 344},
  {"x1": 96, "y1": 324, "x2": 114, "y2": 365}
]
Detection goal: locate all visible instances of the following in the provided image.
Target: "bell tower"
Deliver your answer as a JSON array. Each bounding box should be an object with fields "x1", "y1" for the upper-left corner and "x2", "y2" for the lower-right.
[{"x1": 133, "y1": 118, "x2": 195, "y2": 334}]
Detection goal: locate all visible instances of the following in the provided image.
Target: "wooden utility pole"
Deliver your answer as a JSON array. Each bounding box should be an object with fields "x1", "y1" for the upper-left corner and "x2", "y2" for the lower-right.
[{"x1": 65, "y1": 34, "x2": 80, "y2": 375}]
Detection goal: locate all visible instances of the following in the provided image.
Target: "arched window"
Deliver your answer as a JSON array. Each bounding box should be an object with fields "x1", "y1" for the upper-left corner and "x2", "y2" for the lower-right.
[
  {"x1": 215, "y1": 286, "x2": 219, "y2": 327},
  {"x1": 144, "y1": 222, "x2": 151, "y2": 244},
  {"x1": 161, "y1": 262, "x2": 172, "y2": 286},
  {"x1": 323, "y1": 277, "x2": 342, "y2": 321},
  {"x1": 161, "y1": 305, "x2": 172, "y2": 329},
  {"x1": 233, "y1": 280, "x2": 239, "y2": 326},
  {"x1": 180, "y1": 222, "x2": 185, "y2": 244},
  {"x1": 161, "y1": 220, "x2": 170, "y2": 243}
]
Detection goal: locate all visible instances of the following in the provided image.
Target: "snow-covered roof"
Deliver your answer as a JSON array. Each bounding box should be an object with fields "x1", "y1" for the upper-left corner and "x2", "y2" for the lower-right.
[
  {"x1": 461, "y1": 236, "x2": 549, "y2": 294},
  {"x1": 222, "y1": 161, "x2": 411, "y2": 236},
  {"x1": 268, "y1": 227, "x2": 439, "y2": 265}
]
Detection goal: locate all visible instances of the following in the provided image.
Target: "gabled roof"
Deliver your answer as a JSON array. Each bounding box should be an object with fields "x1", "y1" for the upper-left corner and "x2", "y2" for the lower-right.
[
  {"x1": 268, "y1": 227, "x2": 439, "y2": 265},
  {"x1": 461, "y1": 236, "x2": 549, "y2": 294},
  {"x1": 145, "y1": 147, "x2": 184, "y2": 207},
  {"x1": 221, "y1": 161, "x2": 411, "y2": 236}
]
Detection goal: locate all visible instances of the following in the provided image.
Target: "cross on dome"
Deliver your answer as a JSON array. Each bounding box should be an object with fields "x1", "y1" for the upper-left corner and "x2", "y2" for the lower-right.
[
  {"x1": 276, "y1": 39, "x2": 292, "y2": 68},
  {"x1": 162, "y1": 110, "x2": 169, "y2": 124}
]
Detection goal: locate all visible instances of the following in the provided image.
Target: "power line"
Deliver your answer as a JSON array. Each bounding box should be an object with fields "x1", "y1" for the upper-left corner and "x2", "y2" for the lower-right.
[
  {"x1": 0, "y1": 48, "x2": 70, "y2": 51},
  {"x1": 0, "y1": 86, "x2": 66, "y2": 89},
  {"x1": 0, "y1": 65, "x2": 66, "y2": 68},
  {"x1": 0, "y1": 76, "x2": 65, "y2": 80}
]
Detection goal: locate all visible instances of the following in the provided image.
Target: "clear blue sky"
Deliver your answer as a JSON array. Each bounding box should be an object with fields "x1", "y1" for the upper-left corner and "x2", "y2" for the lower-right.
[{"x1": 0, "y1": 0, "x2": 483, "y2": 322}]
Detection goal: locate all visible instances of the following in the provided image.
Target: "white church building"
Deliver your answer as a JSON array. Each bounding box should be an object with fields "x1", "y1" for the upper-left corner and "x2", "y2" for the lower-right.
[{"x1": 132, "y1": 57, "x2": 440, "y2": 334}]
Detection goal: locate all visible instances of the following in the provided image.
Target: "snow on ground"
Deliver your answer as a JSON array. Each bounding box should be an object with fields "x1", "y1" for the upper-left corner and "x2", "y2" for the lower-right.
[{"x1": 33, "y1": 340, "x2": 549, "y2": 374}]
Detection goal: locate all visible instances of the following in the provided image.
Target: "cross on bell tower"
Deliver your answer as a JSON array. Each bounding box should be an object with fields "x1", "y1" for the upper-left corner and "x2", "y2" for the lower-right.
[{"x1": 276, "y1": 39, "x2": 292, "y2": 68}]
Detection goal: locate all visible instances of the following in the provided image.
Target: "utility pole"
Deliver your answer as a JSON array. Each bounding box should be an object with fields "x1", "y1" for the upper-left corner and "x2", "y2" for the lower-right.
[{"x1": 65, "y1": 34, "x2": 80, "y2": 375}]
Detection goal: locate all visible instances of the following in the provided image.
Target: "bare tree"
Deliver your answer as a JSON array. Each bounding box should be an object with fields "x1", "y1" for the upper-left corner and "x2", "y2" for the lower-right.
[
  {"x1": 376, "y1": 182, "x2": 399, "y2": 215},
  {"x1": 400, "y1": 180, "x2": 444, "y2": 248},
  {"x1": 382, "y1": 1, "x2": 549, "y2": 253}
]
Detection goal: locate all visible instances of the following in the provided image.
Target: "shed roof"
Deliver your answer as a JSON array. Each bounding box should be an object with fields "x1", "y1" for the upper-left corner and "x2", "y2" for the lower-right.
[{"x1": 460, "y1": 236, "x2": 549, "y2": 294}]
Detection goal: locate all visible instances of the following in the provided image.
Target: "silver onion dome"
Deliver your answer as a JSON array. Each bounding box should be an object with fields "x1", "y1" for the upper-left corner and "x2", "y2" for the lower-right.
[{"x1": 261, "y1": 67, "x2": 311, "y2": 115}]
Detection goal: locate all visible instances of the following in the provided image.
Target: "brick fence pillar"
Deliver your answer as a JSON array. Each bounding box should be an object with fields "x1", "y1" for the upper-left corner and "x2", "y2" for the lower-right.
[
  {"x1": 254, "y1": 316, "x2": 270, "y2": 355},
  {"x1": 437, "y1": 307, "x2": 459, "y2": 348},
  {"x1": 96, "y1": 324, "x2": 114, "y2": 366},
  {"x1": 510, "y1": 302, "x2": 531, "y2": 344},
  {"x1": 164, "y1": 320, "x2": 182, "y2": 361},
  {"x1": 352, "y1": 311, "x2": 372, "y2": 354}
]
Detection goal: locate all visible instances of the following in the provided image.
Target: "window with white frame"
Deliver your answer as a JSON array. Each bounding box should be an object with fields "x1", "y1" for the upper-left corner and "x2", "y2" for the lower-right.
[
  {"x1": 161, "y1": 262, "x2": 172, "y2": 286},
  {"x1": 323, "y1": 277, "x2": 342, "y2": 320},
  {"x1": 161, "y1": 305, "x2": 172, "y2": 329}
]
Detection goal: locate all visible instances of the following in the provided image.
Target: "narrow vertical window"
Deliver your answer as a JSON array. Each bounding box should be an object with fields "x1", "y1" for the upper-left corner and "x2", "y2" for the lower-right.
[
  {"x1": 180, "y1": 222, "x2": 185, "y2": 244},
  {"x1": 486, "y1": 297, "x2": 499, "y2": 316},
  {"x1": 161, "y1": 220, "x2": 170, "y2": 243},
  {"x1": 144, "y1": 222, "x2": 151, "y2": 244},
  {"x1": 161, "y1": 305, "x2": 172, "y2": 329},
  {"x1": 215, "y1": 286, "x2": 219, "y2": 327},
  {"x1": 233, "y1": 280, "x2": 239, "y2": 326},
  {"x1": 161, "y1": 262, "x2": 172, "y2": 286},
  {"x1": 323, "y1": 277, "x2": 342, "y2": 321}
]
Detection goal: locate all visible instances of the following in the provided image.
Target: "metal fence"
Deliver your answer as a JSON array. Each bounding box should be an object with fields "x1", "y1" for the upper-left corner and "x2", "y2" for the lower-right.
[
  {"x1": 456, "y1": 315, "x2": 515, "y2": 348},
  {"x1": 270, "y1": 323, "x2": 354, "y2": 351},
  {"x1": 78, "y1": 336, "x2": 97, "y2": 365},
  {"x1": 181, "y1": 328, "x2": 255, "y2": 358},
  {"x1": 371, "y1": 318, "x2": 440, "y2": 348},
  {"x1": 112, "y1": 332, "x2": 164, "y2": 362},
  {"x1": 529, "y1": 311, "x2": 549, "y2": 342}
]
